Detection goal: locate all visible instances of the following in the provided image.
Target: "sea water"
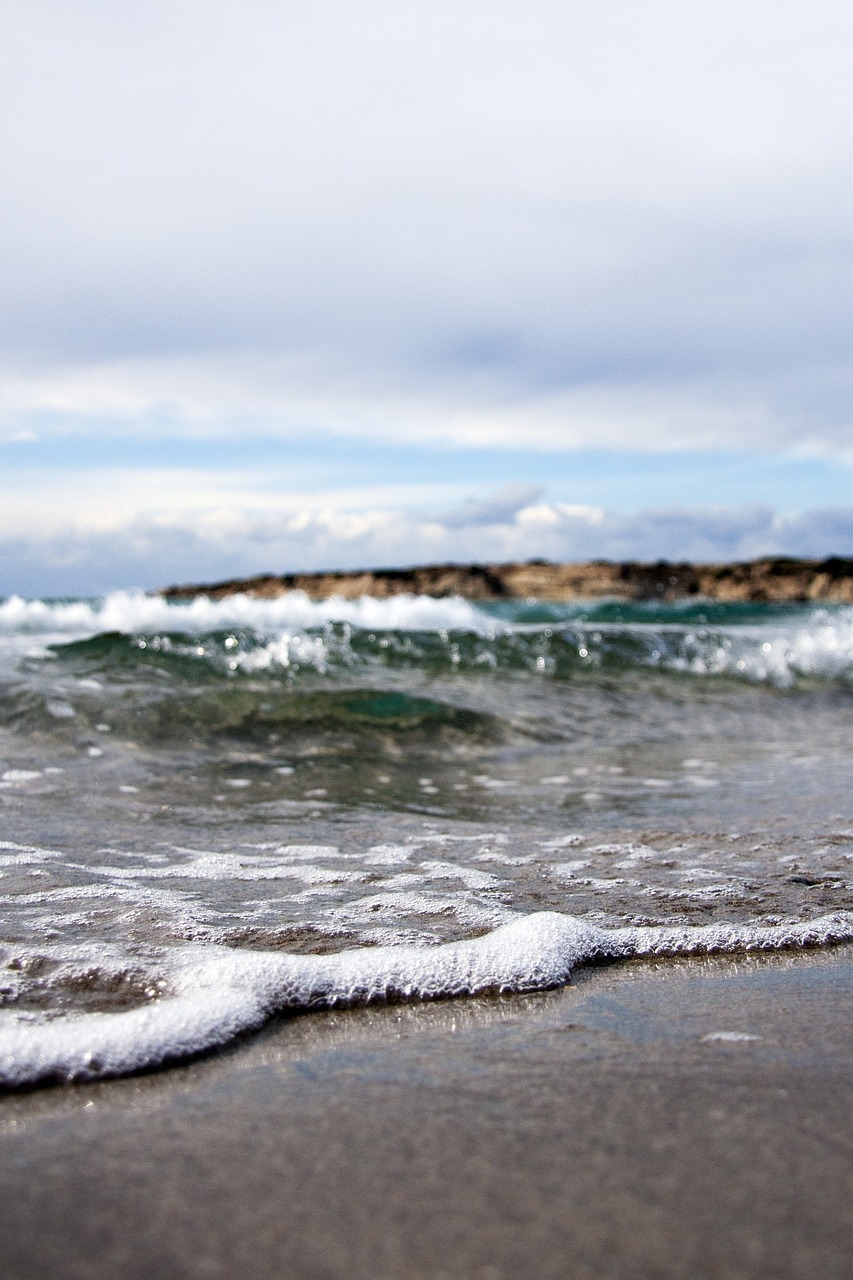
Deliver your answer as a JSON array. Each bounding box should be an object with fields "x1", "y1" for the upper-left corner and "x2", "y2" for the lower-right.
[{"x1": 1, "y1": 590, "x2": 851, "y2": 1084}]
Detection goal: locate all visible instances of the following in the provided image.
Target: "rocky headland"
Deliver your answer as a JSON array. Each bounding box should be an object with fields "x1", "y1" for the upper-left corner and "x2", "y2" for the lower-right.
[{"x1": 160, "y1": 556, "x2": 853, "y2": 603}]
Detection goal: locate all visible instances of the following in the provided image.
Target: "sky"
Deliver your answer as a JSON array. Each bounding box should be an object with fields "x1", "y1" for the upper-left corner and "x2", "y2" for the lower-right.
[{"x1": 1, "y1": 1, "x2": 852, "y2": 595}]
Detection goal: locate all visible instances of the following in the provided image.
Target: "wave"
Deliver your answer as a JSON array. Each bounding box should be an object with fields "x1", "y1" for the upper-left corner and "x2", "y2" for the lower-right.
[
  {"x1": 0, "y1": 590, "x2": 489, "y2": 638},
  {"x1": 50, "y1": 616, "x2": 853, "y2": 691},
  {"x1": 0, "y1": 681, "x2": 505, "y2": 750},
  {"x1": 2, "y1": 910, "x2": 851, "y2": 1087},
  {"x1": 2, "y1": 591, "x2": 852, "y2": 688}
]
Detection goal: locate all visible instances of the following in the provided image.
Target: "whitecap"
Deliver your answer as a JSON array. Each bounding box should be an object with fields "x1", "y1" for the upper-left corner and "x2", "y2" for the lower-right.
[{"x1": 0, "y1": 589, "x2": 492, "y2": 641}]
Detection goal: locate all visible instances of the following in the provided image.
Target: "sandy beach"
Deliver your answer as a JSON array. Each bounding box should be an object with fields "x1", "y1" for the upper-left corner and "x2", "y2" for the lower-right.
[{"x1": 2, "y1": 944, "x2": 851, "y2": 1280}]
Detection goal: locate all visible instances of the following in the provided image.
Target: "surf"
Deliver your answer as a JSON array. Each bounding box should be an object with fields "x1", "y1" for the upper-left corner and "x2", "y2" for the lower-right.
[{"x1": 3, "y1": 910, "x2": 851, "y2": 1087}]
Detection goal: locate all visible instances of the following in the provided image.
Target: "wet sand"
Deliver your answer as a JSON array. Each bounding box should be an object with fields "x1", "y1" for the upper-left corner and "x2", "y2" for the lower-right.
[{"x1": 2, "y1": 946, "x2": 852, "y2": 1280}]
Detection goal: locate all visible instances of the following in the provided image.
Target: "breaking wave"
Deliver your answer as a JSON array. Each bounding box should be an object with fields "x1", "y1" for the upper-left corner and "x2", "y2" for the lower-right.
[
  {"x1": 0, "y1": 590, "x2": 849, "y2": 688},
  {"x1": 0, "y1": 590, "x2": 487, "y2": 638}
]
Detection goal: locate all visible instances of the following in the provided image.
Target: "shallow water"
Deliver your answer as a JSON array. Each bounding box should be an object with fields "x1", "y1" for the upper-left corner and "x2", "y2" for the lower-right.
[{"x1": 1, "y1": 590, "x2": 851, "y2": 1083}]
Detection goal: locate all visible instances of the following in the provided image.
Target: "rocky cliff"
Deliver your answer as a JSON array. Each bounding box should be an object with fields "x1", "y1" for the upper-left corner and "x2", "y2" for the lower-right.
[{"x1": 160, "y1": 557, "x2": 853, "y2": 603}]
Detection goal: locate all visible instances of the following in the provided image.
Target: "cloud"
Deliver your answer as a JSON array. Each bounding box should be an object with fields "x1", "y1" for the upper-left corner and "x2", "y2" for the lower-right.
[
  {"x1": 3, "y1": 355, "x2": 851, "y2": 460},
  {"x1": 440, "y1": 484, "x2": 545, "y2": 528},
  {"x1": 4, "y1": 497, "x2": 852, "y2": 597},
  {"x1": 0, "y1": 3, "x2": 852, "y2": 455}
]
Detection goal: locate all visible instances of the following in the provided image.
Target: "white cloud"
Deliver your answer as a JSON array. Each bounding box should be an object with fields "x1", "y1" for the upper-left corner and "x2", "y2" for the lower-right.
[
  {"x1": 3, "y1": 497, "x2": 851, "y2": 597},
  {"x1": 3, "y1": 354, "x2": 849, "y2": 458},
  {"x1": 0, "y1": 467, "x2": 472, "y2": 538}
]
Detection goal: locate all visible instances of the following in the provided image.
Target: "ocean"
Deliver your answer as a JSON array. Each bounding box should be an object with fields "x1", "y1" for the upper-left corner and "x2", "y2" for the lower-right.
[{"x1": 1, "y1": 589, "x2": 852, "y2": 1086}]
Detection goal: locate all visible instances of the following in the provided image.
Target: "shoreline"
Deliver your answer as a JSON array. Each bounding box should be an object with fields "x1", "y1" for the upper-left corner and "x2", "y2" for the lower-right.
[
  {"x1": 159, "y1": 554, "x2": 853, "y2": 604},
  {"x1": 2, "y1": 945, "x2": 851, "y2": 1279}
]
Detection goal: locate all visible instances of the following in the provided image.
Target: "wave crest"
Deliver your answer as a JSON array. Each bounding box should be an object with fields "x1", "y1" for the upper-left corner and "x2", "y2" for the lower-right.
[{"x1": 2, "y1": 591, "x2": 852, "y2": 687}]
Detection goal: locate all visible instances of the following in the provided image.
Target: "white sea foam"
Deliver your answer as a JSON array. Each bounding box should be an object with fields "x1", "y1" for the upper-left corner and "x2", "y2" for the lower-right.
[
  {"x1": 0, "y1": 590, "x2": 491, "y2": 640},
  {"x1": 659, "y1": 611, "x2": 853, "y2": 685},
  {"x1": 1, "y1": 910, "x2": 851, "y2": 1087}
]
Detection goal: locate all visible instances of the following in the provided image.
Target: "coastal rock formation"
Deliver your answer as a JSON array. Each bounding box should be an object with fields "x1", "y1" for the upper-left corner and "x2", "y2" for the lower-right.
[{"x1": 160, "y1": 556, "x2": 853, "y2": 603}]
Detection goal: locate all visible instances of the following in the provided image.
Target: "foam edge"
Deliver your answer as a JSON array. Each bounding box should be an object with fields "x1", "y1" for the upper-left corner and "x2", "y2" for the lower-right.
[{"x1": 2, "y1": 911, "x2": 851, "y2": 1088}]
